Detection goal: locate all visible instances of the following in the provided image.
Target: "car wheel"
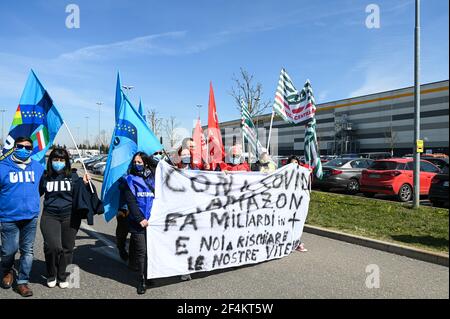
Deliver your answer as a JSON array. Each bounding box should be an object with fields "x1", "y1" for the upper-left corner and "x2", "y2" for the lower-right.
[
  {"x1": 346, "y1": 179, "x2": 360, "y2": 195},
  {"x1": 363, "y1": 192, "x2": 375, "y2": 198},
  {"x1": 398, "y1": 184, "x2": 413, "y2": 202}
]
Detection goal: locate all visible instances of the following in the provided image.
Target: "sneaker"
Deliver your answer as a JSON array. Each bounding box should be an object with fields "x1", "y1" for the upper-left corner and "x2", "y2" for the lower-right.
[
  {"x1": 180, "y1": 274, "x2": 192, "y2": 281},
  {"x1": 295, "y1": 243, "x2": 308, "y2": 252},
  {"x1": 15, "y1": 284, "x2": 33, "y2": 297},
  {"x1": 58, "y1": 281, "x2": 69, "y2": 289},
  {"x1": 46, "y1": 277, "x2": 57, "y2": 288}
]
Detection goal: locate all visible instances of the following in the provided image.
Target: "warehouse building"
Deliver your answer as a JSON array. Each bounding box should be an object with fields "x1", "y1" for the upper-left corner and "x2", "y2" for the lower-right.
[{"x1": 218, "y1": 80, "x2": 449, "y2": 157}]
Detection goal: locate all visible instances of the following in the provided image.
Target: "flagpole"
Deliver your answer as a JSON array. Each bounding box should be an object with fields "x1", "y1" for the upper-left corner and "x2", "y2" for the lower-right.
[
  {"x1": 266, "y1": 110, "x2": 275, "y2": 154},
  {"x1": 63, "y1": 121, "x2": 94, "y2": 193}
]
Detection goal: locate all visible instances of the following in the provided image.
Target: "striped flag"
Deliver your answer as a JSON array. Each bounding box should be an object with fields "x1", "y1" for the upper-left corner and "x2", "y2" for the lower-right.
[
  {"x1": 273, "y1": 68, "x2": 316, "y2": 125},
  {"x1": 302, "y1": 80, "x2": 322, "y2": 179},
  {"x1": 240, "y1": 99, "x2": 263, "y2": 155}
]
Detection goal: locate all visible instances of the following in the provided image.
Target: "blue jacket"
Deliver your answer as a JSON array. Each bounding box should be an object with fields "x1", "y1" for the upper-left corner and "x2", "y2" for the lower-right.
[
  {"x1": 0, "y1": 156, "x2": 44, "y2": 222},
  {"x1": 120, "y1": 173, "x2": 155, "y2": 233}
]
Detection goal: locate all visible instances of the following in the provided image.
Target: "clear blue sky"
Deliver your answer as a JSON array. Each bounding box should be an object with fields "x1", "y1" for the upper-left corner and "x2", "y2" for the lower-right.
[{"x1": 0, "y1": 0, "x2": 448, "y2": 146}]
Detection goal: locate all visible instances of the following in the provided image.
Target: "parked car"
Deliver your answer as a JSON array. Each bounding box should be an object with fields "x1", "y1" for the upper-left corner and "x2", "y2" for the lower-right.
[
  {"x1": 429, "y1": 164, "x2": 449, "y2": 208},
  {"x1": 313, "y1": 158, "x2": 374, "y2": 194},
  {"x1": 420, "y1": 156, "x2": 449, "y2": 171},
  {"x1": 93, "y1": 162, "x2": 107, "y2": 176},
  {"x1": 360, "y1": 158, "x2": 441, "y2": 202},
  {"x1": 73, "y1": 156, "x2": 91, "y2": 164},
  {"x1": 340, "y1": 153, "x2": 359, "y2": 158},
  {"x1": 359, "y1": 152, "x2": 393, "y2": 160},
  {"x1": 86, "y1": 155, "x2": 108, "y2": 170}
]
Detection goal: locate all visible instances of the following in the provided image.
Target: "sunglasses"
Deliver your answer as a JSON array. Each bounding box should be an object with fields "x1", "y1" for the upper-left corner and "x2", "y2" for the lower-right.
[{"x1": 16, "y1": 144, "x2": 33, "y2": 151}]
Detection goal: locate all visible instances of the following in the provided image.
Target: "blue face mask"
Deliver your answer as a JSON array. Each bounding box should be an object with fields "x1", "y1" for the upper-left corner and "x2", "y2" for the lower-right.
[
  {"x1": 134, "y1": 164, "x2": 144, "y2": 172},
  {"x1": 181, "y1": 156, "x2": 191, "y2": 164},
  {"x1": 14, "y1": 148, "x2": 32, "y2": 161},
  {"x1": 52, "y1": 161, "x2": 66, "y2": 172},
  {"x1": 153, "y1": 154, "x2": 162, "y2": 161},
  {"x1": 231, "y1": 156, "x2": 241, "y2": 165}
]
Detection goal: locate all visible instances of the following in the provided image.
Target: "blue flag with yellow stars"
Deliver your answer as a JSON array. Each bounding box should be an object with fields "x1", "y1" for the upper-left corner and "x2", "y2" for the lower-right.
[{"x1": 101, "y1": 92, "x2": 162, "y2": 222}]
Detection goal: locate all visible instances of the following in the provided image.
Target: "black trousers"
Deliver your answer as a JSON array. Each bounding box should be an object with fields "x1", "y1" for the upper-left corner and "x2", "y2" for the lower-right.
[
  {"x1": 116, "y1": 213, "x2": 129, "y2": 253},
  {"x1": 40, "y1": 213, "x2": 81, "y2": 281},
  {"x1": 130, "y1": 232, "x2": 147, "y2": 279}
]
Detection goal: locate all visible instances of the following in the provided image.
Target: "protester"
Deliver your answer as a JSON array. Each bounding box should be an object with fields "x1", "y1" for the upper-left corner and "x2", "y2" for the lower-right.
[
  {"x1": 39, "y1": 148, "x2": 90, "y2": 288},
  {"x1": 252, "y1": 151, "x2": 277, "y2": 173},
  {"x1": 219, "y1": 144, "x2": 250, "y2": 172},
  {"x1": 119, "y1": 152, "x2": 155, "y2": 294},
  {"x1": 175, "y1": 147, "x2": 200, "y2": 281},
  {"x1": 0, "y1": 137, "x2": 45, "y2": 297},
  {"x1": 177, "y1": 147, "x2": 202, "y2": 171},
  {"x1": 286, "y1": 155, "x2": 308, "y2": 253}
]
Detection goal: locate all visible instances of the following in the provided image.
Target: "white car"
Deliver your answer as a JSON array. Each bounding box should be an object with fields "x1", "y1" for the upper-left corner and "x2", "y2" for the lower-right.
[{"x1": 73, "y1": 156, "x2": 90, "y2": 164}]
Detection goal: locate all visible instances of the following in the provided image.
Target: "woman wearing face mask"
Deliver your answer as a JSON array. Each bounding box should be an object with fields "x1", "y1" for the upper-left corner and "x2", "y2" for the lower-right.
[
  {"x1": 119, "y1": 152, "x2": 155, "y2": 294},
  {"x1": 177, "y1": 148, "x2": 202, "y2": 170},
  {"x1": 39, "y1": 148, "x2": 90, "y2": 289}
]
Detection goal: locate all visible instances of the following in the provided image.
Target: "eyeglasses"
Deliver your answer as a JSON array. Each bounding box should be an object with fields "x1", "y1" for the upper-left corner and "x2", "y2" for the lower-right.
[{"x1": 16, "y1": 144, "x2": 33, "y2": 151}]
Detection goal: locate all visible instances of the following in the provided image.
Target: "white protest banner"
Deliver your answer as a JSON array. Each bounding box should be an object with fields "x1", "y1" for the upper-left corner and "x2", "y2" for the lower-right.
[{"x1": 147, "y1": 161, "x2": 311, "y2": 279}]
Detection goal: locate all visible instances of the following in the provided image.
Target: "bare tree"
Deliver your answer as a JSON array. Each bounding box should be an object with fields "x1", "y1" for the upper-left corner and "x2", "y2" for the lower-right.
[
  {"x1": 147, "y1": 108, "x2": 163, "y2": 137},
  {"x1": 230, "y1": 68, "x2": 271, "y2": 118},
  {"x1": 164, "y1": 116, "x2": 181, "y2": 149}
]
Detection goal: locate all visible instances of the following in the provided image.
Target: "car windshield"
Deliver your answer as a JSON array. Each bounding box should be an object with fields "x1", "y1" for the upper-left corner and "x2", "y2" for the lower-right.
[
  {"x1": 324, "y1": 158, "x2": 351, "y2": 167},
  {"x1": 369, "y1": 161, "x2": 403, "y2": 170}
]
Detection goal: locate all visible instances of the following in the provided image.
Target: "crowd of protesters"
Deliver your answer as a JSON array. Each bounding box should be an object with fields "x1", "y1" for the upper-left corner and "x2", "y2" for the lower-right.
[{"x1": 0, "y1": 136, "x2": 310, "y2": 297}]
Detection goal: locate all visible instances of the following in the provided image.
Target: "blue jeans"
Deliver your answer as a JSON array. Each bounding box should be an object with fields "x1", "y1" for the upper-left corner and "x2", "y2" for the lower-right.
[{"x1": 0, "y1": 217, "x2": 38, "y2": 285}]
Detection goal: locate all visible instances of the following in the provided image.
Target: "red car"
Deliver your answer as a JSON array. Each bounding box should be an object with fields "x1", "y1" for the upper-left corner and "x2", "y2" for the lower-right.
[{"x1": 360, "y1": 158, "x2": 441, "y2": 202}]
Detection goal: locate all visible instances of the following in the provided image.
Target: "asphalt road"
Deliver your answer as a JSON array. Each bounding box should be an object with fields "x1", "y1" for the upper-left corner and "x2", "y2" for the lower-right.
[{"x1": 0, "y1": 178, "x2": 448, "y2": 299}]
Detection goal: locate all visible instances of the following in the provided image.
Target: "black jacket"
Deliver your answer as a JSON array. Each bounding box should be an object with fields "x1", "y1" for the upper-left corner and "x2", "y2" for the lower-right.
[{"x1": 72, "y1": 176, "x2": 104, "y2": 225}]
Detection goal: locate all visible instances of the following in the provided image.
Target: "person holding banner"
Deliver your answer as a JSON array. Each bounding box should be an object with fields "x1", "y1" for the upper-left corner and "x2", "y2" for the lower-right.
[
  {"x1": 219, "y1": 144, "x2": 250, "y2": 172},
  {"x1": 119, "y1": 152, "x2": 155, "y2": 295},
  {"x1": 252, "y1": 151, "x2": 277, "y2": 173},
  {"x1": 39, "y1": 148, "x2": 90, "y2": 289},
  {"x1": 0, "y1": 137, "x2": 45, "y2": 297}
]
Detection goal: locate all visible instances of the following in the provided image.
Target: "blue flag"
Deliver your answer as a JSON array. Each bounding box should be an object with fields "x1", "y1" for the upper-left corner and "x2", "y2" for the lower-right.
[
  {"x1": 0, "y1": 70, "x2": 63, "y2": 165},
  {"x1": 101, "y1": 93, "x2": 163, "y2": 222},
  {"x1": 138, "y1": 98, "x2": 146, "y2": 122},
  {"x1": 115, "y1": 72, "x2": 123, "y2": 123}
]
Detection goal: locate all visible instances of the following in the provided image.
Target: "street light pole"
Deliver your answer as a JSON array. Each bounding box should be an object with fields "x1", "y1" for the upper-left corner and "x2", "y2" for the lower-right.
[
  {"x1": 413, "y1": 0, "x2": 421, "y2": 208},
  {"x1": 96, "y1": 102, "x2": 103, "y2": 153},
  {"x1": 85, "y1": 116, "x2": 90, "y2": 149},
  {"x1": 196, "y1": 104, "x2": 202, "y2": 120}
]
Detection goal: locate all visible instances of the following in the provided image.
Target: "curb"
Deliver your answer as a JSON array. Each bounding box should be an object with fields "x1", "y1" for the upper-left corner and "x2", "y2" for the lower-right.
[{"x1": 304, "y1": 225, "x2": 449, "y2": 267}]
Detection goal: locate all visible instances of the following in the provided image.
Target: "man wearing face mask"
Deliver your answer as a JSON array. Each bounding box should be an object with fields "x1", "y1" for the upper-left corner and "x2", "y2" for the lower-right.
[
  {"x1": 219, "y1": 144, "x2": 250, "y2": 172},
  {"x1": 0, "y1": 137, "x2": 45, "y2": 297}
]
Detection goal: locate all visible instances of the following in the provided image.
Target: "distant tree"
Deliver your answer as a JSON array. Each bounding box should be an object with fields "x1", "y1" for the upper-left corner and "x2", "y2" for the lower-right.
[
  {"x1": 147, "y1": 109, "x2": 163, "y2": 137},
  {"x1": 164, "y1": 116, "x2": 181, "y2": 149},
  {"x1": 230, "y1": 68, "x2": 271, "y2": 118}
]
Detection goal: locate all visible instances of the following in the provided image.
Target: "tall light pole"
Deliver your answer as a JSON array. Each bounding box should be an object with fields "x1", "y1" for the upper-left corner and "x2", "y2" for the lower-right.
[
  {"x1": 196, "y1": 104, "x2": 202, "y2": 119},
  {"x1": 413, "y1": 0, "x2": 421, "y2": 208},
  {"x1": 85, "y1": 116, "x2": 90, "y2": 148},
  {"x1": 96, "y1": 102, "x2": 103, "y2": 153},
  {"x1": 0, "y1": 109, "x2": 6, "y2": 148}
]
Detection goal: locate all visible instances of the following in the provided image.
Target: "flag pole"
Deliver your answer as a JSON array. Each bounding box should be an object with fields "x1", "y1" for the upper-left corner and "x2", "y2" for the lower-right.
[
  {"x1": 266, "y1": 110, "x2": 275, "y2": 154},
  {"x1": 63, "y1": 121, "x2": 94, "y2": 193}
]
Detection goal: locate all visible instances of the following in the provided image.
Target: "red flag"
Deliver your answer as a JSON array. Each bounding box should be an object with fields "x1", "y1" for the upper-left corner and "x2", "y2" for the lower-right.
[
  {"x1": 207, "y1": 82, "x2": 224, "y2": 170},
  {"x1": 193, "y1": 118, "x2": 207, "y2": 166}
]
